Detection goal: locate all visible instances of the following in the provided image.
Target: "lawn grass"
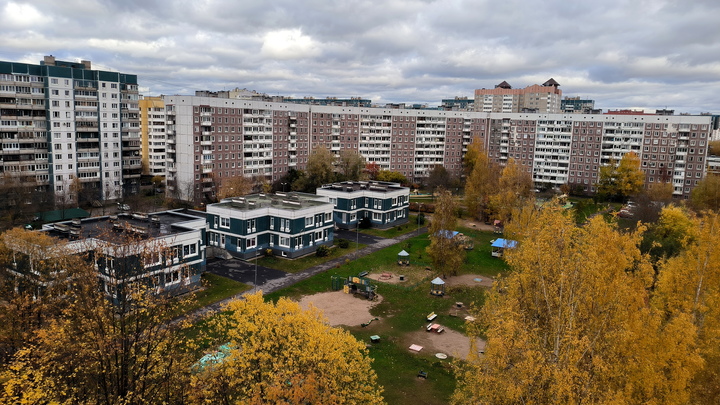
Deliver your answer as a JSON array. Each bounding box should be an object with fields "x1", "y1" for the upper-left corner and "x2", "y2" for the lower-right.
[
  {"x1": 263, "y1": 231, "x2": 498, "y2": 404},
  {"x1": 255, "y1": 242, "x2": 367, "y2": 273},
  {"x1": 172, "y1": 273, "x2": 250, "y2": 318},
  {"x1": 360, "y1": 215, "x2": 424, "y2": 238}
]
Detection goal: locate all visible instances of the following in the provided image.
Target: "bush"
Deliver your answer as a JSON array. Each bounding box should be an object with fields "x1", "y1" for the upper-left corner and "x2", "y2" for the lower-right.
[
  {"x1": 417, "y1": 213, "x2": 426, "y2": 226},
  {"x1": 337, "y1": 238, "x2": 350, "y2": 248},
  {"x1": 264, "y1": 248, "x2": 274, "y2": 258},
  {"x1": 315, "y1": 245, "x2": 330, "y2": 257},
  {"x1": 359, "y1": 217, "x2": 372, "y2": 229}
]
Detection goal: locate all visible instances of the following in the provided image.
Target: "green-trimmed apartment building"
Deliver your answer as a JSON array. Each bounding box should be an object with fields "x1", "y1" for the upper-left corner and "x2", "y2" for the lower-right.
[
  {"x1": 206, "y1": 192, "x2": 335, "y2": 259},
  {"x1": 315, "y1": 181, "x2": 410, "y2": 230}
]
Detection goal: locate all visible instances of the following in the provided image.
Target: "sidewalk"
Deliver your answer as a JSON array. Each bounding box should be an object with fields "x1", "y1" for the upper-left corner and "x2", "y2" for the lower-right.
[{"x1": 184, "y1": 227, "x2": 427, "y2": 319}]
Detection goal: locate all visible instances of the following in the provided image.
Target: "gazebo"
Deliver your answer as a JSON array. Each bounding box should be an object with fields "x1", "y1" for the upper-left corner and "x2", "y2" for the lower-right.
[
  {"x1": 491, "y1": 238, "x2": 518, "y2": 258},
  {"x1": 397, "y1": 250, "x2": 410, "y2": 266},
  {"x1": 430, "y1": 277, "x2": 445, "y2": 296}
]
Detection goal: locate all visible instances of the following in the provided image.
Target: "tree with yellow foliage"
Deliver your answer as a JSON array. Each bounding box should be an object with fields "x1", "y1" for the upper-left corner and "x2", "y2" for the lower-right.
[
  {"x1": 463, "y1": 143, "x2": 500, "y2": 221},
  {"x1": 654, "y1": 211, "x2": 720, "y2": 403},
  {"x1": 690, "y1": 174, "x2": 720, "y2": 212},
  {"x1": 488, "y1": 158, "x2": 533, "y2": 224},
  {"x1": 191, "y1": 292, "x2": 384, "y2": 404},
  {"x1": 453, "y1": 205, "x2": 701, "y2": 404},
  {"x1": 598, "y1": 151, "x2": 645, "y2": 202},
  {"x1": 216, "y1": 175, "x2": 254, "y2": 200},
  {"x1": 427, "y1": 188, "x2": 465, "y2": 277}
]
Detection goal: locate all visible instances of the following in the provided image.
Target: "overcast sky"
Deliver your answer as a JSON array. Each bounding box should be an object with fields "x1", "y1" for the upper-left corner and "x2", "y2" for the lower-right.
[{"x1": 1, "y1": 0, "x2": 719, "y2": 113}]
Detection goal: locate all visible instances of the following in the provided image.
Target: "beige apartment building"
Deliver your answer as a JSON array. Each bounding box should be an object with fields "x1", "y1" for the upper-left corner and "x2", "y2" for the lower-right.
[{"x1": 474, "y1": 79, "x2": 562, "y2": 113}]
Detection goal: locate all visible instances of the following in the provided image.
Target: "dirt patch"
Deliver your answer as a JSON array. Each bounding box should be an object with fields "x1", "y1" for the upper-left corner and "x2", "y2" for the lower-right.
[
  {"x1": 297, "y1": 290, "x2": 382, "y2": 327},
  {"x1": 443, "y1": 274, "x2": 495, "y2": 288},
  {"x1": 457, "y1": 218, "x2": 495, "y2": 232},
  {"x1": 404, "y1": 327, "x2": 484, "y2": 360}
]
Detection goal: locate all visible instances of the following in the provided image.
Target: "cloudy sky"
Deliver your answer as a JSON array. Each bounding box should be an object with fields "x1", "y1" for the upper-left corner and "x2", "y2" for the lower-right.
[{"x1": 1, "y1": 0, "x2": 719, "y2": 113}]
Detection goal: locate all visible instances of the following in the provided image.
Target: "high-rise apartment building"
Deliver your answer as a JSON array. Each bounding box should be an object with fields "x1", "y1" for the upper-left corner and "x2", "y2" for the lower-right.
[
  {"x1": 139, "y1": 96, "x2": 167, "y2": 178},
  {"x1": 0, "y1": 56, "x2": 140, "y2": 205},
  {"x1": 158, "y1": 93, "x2": 712, "y2": 202},
  {"x1": 474, "y1": 79, "x2": 562, "y2": 113}
]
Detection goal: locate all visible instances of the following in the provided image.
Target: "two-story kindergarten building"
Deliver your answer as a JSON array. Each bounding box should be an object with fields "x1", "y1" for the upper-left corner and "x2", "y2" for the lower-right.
[
  {"x1": 206, "y1": 192, "x2": 335, "y2": 259},
  {"x1": 32, "y1": 209, "x2": 207, "y2": 301},
  {"x1": 315, "y1": 181, "x2": 410, "y2": 230}
]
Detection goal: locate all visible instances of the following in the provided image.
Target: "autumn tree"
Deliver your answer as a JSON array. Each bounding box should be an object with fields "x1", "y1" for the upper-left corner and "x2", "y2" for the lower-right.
[
  {"x1": 0, "y1": 235, "x2": 197, "y2": 404},
  {"x1": 463, "y1": 143, "x2": 500, "y2": 221},
  {"x1": 364, "y1": 162, "x2": 380, "y2": 180},
  {"x1": 294, "y1": 145, "x2": 336, "y2": 192},
  {"x1": 216, "y1": 175, "x2": 254, "y2": 200},
  {"x1": 191, "y1": 292, "x2": 385, "y2": 404},
  {"x1": 633, "y1": 181, "x2": 674, "y2": 223},
  {"x1": 426, "y1": 165, "x2": 450, "y2": 194},
  {"x1": 640, "y1": 205, "x2": 697, "y2": 269},
  {"x1": 488, "y1": 157, "x2": 533, "y2": 223},
  {"x1": 337, "y1": 150, "x2": 366, "y2": 181},
  {"x1": 598, "y1": 151, "x2": 645, "y2": 202},
  {"x1": 690, "y1": 174, "x2": 720, "y2": 212},
  {"x1": 654, "y1": 211, "x2": 720, "y2": 403},
  {"x1": 454, "y1": 206, "x2": 701, "y2": 404},
  {"x1": 0, "y1": 229, "x2": 86, "y2": 365},
  {"x1": 376, "y1": 170, "x2": 407, "y2": 185},
  {"x1": 426, "y1": 188, "x2": 465, "y2": 277}
]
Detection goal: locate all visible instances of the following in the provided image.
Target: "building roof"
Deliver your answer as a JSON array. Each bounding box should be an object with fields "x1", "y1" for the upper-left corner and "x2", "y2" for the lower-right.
[
  {"x1": 543, "y1": 78, "x2": 560, "y2": 87},
  {"x1": 211, "y1": 192, "x2": 329, "y2": 212},
  {"x1": 42, "y1": 210, "x2": 203, "y2": 243},
  {"x1": 318, "y1": 181, "x2": 408, "y2": 194},
  {"x1": 491, "y1": 238, "x2": 518, "y2": 249},
  {"x1": 496, "y1": 81, "x2": 512, "y2": 89}
]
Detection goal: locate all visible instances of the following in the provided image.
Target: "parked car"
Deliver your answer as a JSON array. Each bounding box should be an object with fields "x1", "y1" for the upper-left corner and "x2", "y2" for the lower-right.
[{"x1": 117, "y1": 203, "x2": 130, "y2": 211}]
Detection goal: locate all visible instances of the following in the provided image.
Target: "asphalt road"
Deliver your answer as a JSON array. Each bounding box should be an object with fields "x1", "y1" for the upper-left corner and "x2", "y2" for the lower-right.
[{"x1": 206, "y1": 258, "x2": 287, "y2": 287}]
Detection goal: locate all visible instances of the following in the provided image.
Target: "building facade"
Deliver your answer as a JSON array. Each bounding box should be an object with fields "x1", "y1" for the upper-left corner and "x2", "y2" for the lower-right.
[
  {"x1": 159, "y1": 93, "x2": 713, "y2": 200},
  {"x1": 316, "y1": 181, "x2": 410, "y2": 229},
  {"x1": 206, "y1": 192, "x2": 335, "y2": 259},
  {"x1": 0, "y1": 56, "x2": 141, "y2": 204},
  {"x1": 31, "y1": 209, "x2": 206, "y2": 300},
  {"x1": 139, "y1": 96, "x2": 167, "y2": 178}
]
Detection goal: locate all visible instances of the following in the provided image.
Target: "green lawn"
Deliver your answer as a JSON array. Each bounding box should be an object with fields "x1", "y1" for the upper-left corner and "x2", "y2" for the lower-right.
[
  {"x1": 256, "y1": 243, "x2": 367, "y2": 273},
  {"x1": 263, "y1": 231, "x2": 503, "y2": 405},
  {"x1": 173, "y1": 272, "x2": 250, "y2": 317},
  {"x1": 360, "y1": 215, "x2": 425, "y2": 238}
]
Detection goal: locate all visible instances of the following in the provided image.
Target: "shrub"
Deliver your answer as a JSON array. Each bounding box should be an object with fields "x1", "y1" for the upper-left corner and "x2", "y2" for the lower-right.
[
  {"x1": 315, "y1": 245, "x2": 330, "y2": 257},
  {"x1": 359, "y1": 217, "x2": 372, "y2": 229},
  {"x1": 337, "y1": 238, "x2": 350, "y2": 248},
  {"x1": 264, "y1": 248, "x2": 274, "y2": 258}
]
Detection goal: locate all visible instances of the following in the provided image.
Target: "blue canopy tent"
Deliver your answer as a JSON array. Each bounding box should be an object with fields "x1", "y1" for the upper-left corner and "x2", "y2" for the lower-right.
[{"x1": 491, "y1": 238, "x2": 518, "y2": 258}]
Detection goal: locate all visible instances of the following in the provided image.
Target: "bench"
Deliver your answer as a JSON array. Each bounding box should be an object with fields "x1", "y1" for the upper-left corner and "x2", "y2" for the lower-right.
[{"x1": 426, "y1": 312, "x2": 437, "y2": 322}]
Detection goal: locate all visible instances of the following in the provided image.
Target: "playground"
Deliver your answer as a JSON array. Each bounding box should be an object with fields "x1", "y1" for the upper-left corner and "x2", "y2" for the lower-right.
[{"x1": 298, "y1": 290, "x2": 382, "y2": 327}]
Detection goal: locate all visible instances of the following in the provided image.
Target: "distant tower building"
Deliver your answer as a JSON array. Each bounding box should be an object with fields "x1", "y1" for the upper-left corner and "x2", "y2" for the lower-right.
[
  {"x1": 561, "y1": 96, "x2": 597, "y2": 114},
  {"x1": 474, "y1": 78, "x2": 562, "y2": 113},
  {"x1": 139, "y1": 96, "x2": 167, "y2": 179}
]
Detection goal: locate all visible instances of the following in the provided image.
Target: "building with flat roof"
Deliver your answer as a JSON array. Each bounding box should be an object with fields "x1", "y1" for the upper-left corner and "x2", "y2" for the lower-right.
[
  {"x1": 26, "y1": 209, "x2": 206, "y2": 301},
  {"x1": 0, "y1": 56, "x2": 140, "y2": 205},
  {"x1": 206, "y1": 192, "x2": 334, "y2": 259},
  {"x1": 316, "y1": 181, "x2": 410, "y2": 229}
]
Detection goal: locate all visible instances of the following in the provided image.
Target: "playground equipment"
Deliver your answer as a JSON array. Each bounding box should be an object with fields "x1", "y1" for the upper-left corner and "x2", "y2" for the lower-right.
[{"x1": 331, "y1": 275, "x2": 377, "y2": 300}]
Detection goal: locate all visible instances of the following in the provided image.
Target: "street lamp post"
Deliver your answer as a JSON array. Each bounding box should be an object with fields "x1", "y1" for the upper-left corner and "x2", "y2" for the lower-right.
[
  {"x1": 254, "y1": 253, "x2": 258, "y2": 293},
  {"x1": 355, "y1": 221, "x2": 359, "y2": 259}
]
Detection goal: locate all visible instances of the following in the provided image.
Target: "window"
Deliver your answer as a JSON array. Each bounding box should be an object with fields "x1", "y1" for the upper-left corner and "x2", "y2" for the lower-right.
[
  {"x1": 305, "y1": 216, "x2": 313, "y2": 227},
  {"x1": 280, "y1": 218, "x2": 289, "y2": 231},
  {"x1": 373, "y1": 212, "x2": 382, "y2": 221},
  {"x1": 325, "y1": 212, "x2": 332, "y2": 222},
  {"x1": 247, "y1": 218, "x2": 256, "y2": 232},
  {"x1": 279, "y1": 236, "x2": 290, "y2": 247},
  {"x1": 350, "y1": 213, "x2": 357, "y2": 222},
  {"x1": 246, "y1": 237, "x2": 257, "y2": 249},
  {"x1": 315, "y1": 231, "x2": 323, "y2": 241},
  {"x1": 220, "y1": 217, "x2": 230, "y2": 228},
  {"x1": 183, "y1": 243, "x2": 197, "y2": 257}
]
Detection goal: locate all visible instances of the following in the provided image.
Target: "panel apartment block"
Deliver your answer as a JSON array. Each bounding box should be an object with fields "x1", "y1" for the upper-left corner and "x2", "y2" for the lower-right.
[
  {"x1": 0, "y1": 56, "x2": 140, "y2": 205},
  {"x1": 160, "y1": 95, "x2": 712, "y2": 202}
]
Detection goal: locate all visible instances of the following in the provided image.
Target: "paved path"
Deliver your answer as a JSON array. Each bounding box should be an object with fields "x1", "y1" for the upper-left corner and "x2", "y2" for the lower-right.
[{"x1": 186, "y1": 228, "x2": 427, "y2": 319}]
